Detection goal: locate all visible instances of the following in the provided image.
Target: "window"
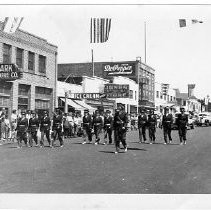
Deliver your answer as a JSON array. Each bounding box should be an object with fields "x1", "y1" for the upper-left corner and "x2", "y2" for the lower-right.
[
  {"x1": 160, "y1": 94, "x2": 163, "y2": 99},
  {"x1": 135, "y1": 91, "x2": 137, "y2": 100},
  {"x1": 28, "y1": 51, "x2": 35, "y2": 71},
  {"x1": 35, "y1": 87, "x2": 52, "y2": 99},
  {"x1": 18, "y1": 84, "x2": 30, "y2": 96},
  {"x1": 39, "y1": 55, "x2": 46, "y2": 73},
  {"x1": 167, "y1": 95, "x2": 169, "y2": 101},
  {"x1": 156, "y1": 91, "x2": 159, "y2": 98},
  {"x1": 16, "y1": 48, "x2": 24, "y2": 68},
  {"x1": 171, "y1": 96, "x2": 173, "y2": 101},
  {"x1": 3, "y1": 44, "x2": 11, "y2": 63},
  {"x1": 164, "y1": 95, "x2": 166, "y2": 100},
  {"x1": 183, "y1": 101, "x2": 186, "y2": 106},
  {"x1": 129, "y1": 90, "x2": 133, "y2": 99}
]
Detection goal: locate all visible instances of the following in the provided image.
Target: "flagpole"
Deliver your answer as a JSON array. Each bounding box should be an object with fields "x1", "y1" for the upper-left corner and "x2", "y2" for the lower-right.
[
  {"x1": 144, "y1": 21, "x2": 147, "y2": 64},
  {"x1": 91, "y1": 49, "x2": 95, "y2": 77}
]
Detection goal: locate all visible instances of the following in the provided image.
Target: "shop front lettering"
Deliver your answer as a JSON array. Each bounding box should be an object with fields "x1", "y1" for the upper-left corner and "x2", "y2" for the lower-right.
[{"x1": 0, "y1": 64, "x2": 13, "y2": 72}]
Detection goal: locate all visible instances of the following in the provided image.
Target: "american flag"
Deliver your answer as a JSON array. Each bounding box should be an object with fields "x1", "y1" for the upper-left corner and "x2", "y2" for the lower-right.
[{"x1": 90, "y1": 18, "x2": 111, "y2": 43}]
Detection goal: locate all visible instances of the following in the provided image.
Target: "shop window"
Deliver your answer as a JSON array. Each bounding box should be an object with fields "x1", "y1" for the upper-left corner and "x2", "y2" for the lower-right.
[
  {"x1": 39, "y1": 55, "x2": 46, "y2": 74},
  {"x1": 0, "y1": 83, "x2": 11, "y2": 95},
  {"x1": 18, "y1": 97, "x2": 28, "y2": 110},
  {"x1": 0, "y1": 96, "x2": 10, "y2": 107},
  {"x1": 35, "y1": 87, "x2": 52, "y2": 99},
  {"x1": 35, "y1": 99, "x2": 50, "y2": 109},
  {"x1": 18, "y1": 84, "x2": 30, "y2": 96},
  {"x1": 129, "y1": 90, "x2": 133, "y2": 99},
  {"x1": 3, "y1": 43, "x2": 11, "y2": 64},
  {"x1": 28, "y1": 51, "x2": 35, "y2": 71},
  {"x1": 16, "y1": 48, "x2": 24, "y2": 68}
]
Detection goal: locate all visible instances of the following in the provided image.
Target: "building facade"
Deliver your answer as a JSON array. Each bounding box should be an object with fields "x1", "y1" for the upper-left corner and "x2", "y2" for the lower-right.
[
  {"x1": 0, "y1": 22, "x2": 57, "y2": 117},
  {"x1": 58, "y1": 60, "x2": 155, "y2": 110}
]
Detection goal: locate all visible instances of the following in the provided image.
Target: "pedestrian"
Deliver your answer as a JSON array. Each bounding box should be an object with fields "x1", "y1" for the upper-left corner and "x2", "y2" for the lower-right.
[
  {"x1": 147, "y1": 109, "x2": 157, "y2": 144},
  {"x1": 67, "y1": 112, "x2": 74, "y2": 137},
  {"x1": 113, "y1": 105, "x2": 128, "y2": 154},
  {"x1": 16, "y1": 111, "x2": 28, "y2": 148},
  {"x1": 52, "y1": 108, "x2": 64, "y2": 147},
  {"x1": 93, "y1": 110, "x2": 103, "y2": 145},
  {"x1": 103, "y1": 110, "x2": 113, "y2": 144},
  {"x1": 63, "y1": 113, "x2": 70, "y2": 139},
  {"x1": 4, "y1": 115, "x2": 10, "y2": 142},
  {"x1": 176, "y1": 107, "x2": 188, "y2": 145},
  {"x1": 138, "y1": 109, "x2": 148, "y2": 143},
  {"x1": 10, "y1": 109, "x2": 17, "y2": 143},
  {"x1": 40, "y1": 110, "x2": 52, "y2": 147},
  {"x1": 161, "y1": 107, "x2": 173, "y2": 144},
  {"x1": 28, "y1": 111, "x2": 39, "y2": 147},
  {"x1": 82, "y1": 109, "x2": 93, "y2": 144}
]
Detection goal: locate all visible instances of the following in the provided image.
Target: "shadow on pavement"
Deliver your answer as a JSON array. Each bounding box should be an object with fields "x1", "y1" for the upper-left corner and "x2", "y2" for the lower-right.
[{"x1": 127, "y1": 147, "x2": 147, "y2": 151}]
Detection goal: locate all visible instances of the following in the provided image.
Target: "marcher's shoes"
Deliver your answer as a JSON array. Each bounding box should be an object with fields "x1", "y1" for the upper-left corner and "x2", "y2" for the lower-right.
[
  {"x1": 114, "y1": 151, "x2": 118, "y2": 154},
  {"x1": 183, "y1": 141, "x2": 187, "y2": 145},
  {"x1": 150, "y1": 142, "x2": 153, "y2": 144},
  {"x1": 60, "y1": 145, "x2": 64, "y2": 148},
  {"x1": 180, "y1": 142, "x2": 183, "y2": 145},
  {"x1": 82, "y1": 142, "x2": 86, "y2": 144},
  {"x1": 94, "y1": 142, "x2": 98, "y2": 145},
  {"x1": 124, "y1": 147, "x2": 128, "y2": 152},
  {"x1": 163, "y1": 142, "x2": 167, "y2": 145}
]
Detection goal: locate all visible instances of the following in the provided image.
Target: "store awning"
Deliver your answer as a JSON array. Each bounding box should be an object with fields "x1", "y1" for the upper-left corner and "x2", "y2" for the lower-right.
[
  {"x1": 74, "y1": 100, "x2": 96, "y2": 112},
  {"x1": 61, "y1": 98, "x2": 85, "y2": 110}
]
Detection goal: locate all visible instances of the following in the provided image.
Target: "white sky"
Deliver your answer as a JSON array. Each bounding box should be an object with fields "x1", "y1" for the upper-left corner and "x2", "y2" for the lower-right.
[{"x1": 0, "y1": 4, "x2": 211, "y2": 99}]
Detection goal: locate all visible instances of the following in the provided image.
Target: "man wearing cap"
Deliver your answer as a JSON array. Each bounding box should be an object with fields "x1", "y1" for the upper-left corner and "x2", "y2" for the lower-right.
[
  {"x1": 82, "y1": 109, "x2": 93, "y2": 144},
  {"x1": 176, "y1": 107, "x2": 188, "y2": 145},
  {"x1": 113, "y1": 105, "x2": 128, "y2": 153},
  {"x1": 52, "y1": 108, "x2": 64, "y2": 147},
  {"x1": 92, "y1": 110, "x2": 103, "y2": 145},
  {"x1": 28, "y1": 111, "x2": 40, "y2": 147},
  {"x1": 161, "y1": 107, "x2": 173, "y2": 144},
  {"x1": 147, "y1": 109, "x2": 157, "y2": 144},
  {"x1": 138, "y1": 109, "x2": 148, "y2": 143},
  {"x1": 103, "y1": 110, "x2": 113, "y2": 144},
  {"x1": 16, "y1": 111, "x2": 28, "y2": 148},
  {"x1": 40, "y1": 110, "x2": 52, "y2": 147}
]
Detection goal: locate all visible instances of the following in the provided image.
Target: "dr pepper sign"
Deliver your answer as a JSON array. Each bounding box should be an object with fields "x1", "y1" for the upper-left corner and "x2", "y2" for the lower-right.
[{"x1": 0, "y1": 64, "x2": 23, "y2": 81}]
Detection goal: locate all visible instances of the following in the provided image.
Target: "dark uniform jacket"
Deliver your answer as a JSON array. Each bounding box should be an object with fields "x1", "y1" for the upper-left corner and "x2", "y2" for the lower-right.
[
  {"x1": 147, "y1": 114, "x2": 157, "y2": 127},
  {"x1": 162, "y1": 114, "x2": 173, "y2": 128},
  {"x1": 92, "y1": 116, "x2": 103, "y2": 128},
  {"x1": 104, "y1": 115, "x2": 113, "y2": 129},
  {"x1": 40, "y1": 116, "x2": 51, "y2": 131},
  {"x1": 82, "y1": 114, "x2": 93, "y2": 129},
  {"x1": 17, "y1": 117, "x2": 28, "y2": 133},
  {"x1": 52, "y1": 115, "x2": 63, "y2": 130},
  {"x1": 113, "y1": 112, "x2": 128, "y2": 131},
  {"x1": 138, "y1": 114, "x2": 148, "y2": 128},
  {"x1": 28, "y1": 117, "x2": 39, "y2": 132},
  {"x1": 176, "y1": 113, "x2": 188, "y2": 127}
]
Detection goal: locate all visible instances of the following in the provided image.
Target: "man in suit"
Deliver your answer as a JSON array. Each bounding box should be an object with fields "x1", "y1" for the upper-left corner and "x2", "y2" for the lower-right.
[
  {"x1": 161, "y1": 107, "x2": 173, "y2": 144},
  {"x1": 176, "y1": 107, "x2": 188, "y2": 145},
  {"x1": 138, "y1": 109, "x2": 148, "y2": 143},
  {"x1": 147, "y1": 109, "x2": 157, "y2": 144},
  {"x1": 103, "y1": 110, "x2": 113, "y2": 145},
  {"x1": 82, "y1": 109, "x2": 93, "y2": 144}
]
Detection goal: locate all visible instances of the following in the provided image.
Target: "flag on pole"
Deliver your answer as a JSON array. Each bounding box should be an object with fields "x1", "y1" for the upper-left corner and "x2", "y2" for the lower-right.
[
  {"x1": 3, "y1": 17, "x2": 24, "y2": 34},
  {"x1": 90, "y1": 18, "x2": 111, "y2": 43},
  {"x1": 179, "y1": 19, "x2": 203, "y2": 27}
]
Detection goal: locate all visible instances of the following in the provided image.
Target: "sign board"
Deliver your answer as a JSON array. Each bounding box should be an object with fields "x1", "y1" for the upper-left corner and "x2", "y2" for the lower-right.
[
  {"x1": 104, "y1": 84, "x2": 129, "y2": 98},
  {"x1": 67, "y1": 93, "x2": 106, "y2": 99},
  {"x1": 0, "y1": 64, "x2": 23, "y2": 80},
  {"x1": 103, "y1": 62, "x2": 136, "y2": 77}
]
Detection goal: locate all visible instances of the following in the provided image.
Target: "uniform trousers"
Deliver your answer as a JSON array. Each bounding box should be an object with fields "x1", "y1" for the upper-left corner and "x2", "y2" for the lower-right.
[
  {"x1": 114, "y1": 128, "x2": 127, "y2": 151},
  {"x1": 40, "y1": 129, "x2": 51, "y2": 146},
  {"x1": 138, "y1": 125, "x2": 146, "y2": 142},
  {"x1": 52, "y1": 128, "x2": 63, "y2": 146}
]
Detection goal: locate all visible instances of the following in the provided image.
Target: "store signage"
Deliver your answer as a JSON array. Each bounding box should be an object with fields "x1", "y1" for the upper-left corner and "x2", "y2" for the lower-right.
[
  {"x1": 69, "y1": 93, "x2": 105, "y2": 99},
  {"x1": 103, "y1": 63, "x2": 136, "y2": 77},
  {"x1": 0, "y1": 64, "x2": 22, "y2": 80},
  {"x1": 104, "y1": 84, "x2": 129, "y2": 98}
]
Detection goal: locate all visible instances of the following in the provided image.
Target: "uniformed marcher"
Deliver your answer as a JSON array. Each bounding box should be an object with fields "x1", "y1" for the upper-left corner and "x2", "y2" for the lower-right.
[
  {"x1": 113, "y1": 105, "x2": 128, "y2": 154},
  {"x1": 161, "y1": 107, "x2": 173, "y2": 144},
  {"x1": 82, "y1": 109, "x2": 93, "y2": 144},
  {"x1": 103, "y1": 110, "x2": 113, "y2": 144},
  {"x1": 147, "y1": 109, "x2": 157, "y2": 144},
  {"x1": 176, "y1": 107, "x2": 188, "y2": 145},
  {"x1": 93, "y1": 110, "x2": 103, "y2": 145},
  {"x1": 40, "y1": 110, "x2": 52, "y2": 147},
  {"x1": 16, "y1": 111, "x2": 28, "y2": 148},
  {"x1": 52, "y1": 108, "x2": 64, "y2": 147},
  {"x1": 28, "y1": 110, "x2": 39, "y2": 147},
  {"x1": 138, "y1": 109, "x2": 148, "y2": 143}
]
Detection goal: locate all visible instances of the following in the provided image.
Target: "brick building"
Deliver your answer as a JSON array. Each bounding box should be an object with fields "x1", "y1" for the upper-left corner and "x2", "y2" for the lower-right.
[
  {"x1": 0, "y1": 21, "x2": 58, "y2": 117},
  {"x1": 58, "y1": 60, "x2": 155, "y2": 110}
]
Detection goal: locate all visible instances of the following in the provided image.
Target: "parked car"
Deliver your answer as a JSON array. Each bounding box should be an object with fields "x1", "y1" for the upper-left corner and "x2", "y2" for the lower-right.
[{"x1": 197, "y1": 112, "x2": 211, "y2": 126}]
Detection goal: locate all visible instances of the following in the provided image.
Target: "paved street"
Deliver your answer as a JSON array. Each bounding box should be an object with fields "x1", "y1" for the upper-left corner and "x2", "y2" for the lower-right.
[{"x1": 0, "y1": 127, "x2": 211, "y2": 193}]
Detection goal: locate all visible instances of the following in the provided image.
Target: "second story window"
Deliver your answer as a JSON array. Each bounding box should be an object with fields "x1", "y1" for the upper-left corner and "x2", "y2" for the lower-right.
[
  {"x1": 39, "y1": 55, "x2": 46, "y2": 74},
  {"x1": 129, "y1": 90, "x2": 133, "y2": 99},
  {"x1": 3, "y1": 44, "x2": 11, "y2": 64},
  {"x1": 28, "y1": 51, "x2": 35, "y2": 71},
  {"x1": 16, "y1": 48, "x2": 23, "y2": 68},
  {"x1": 156, "y1": 91, "x2": 159, "y2": 98}
]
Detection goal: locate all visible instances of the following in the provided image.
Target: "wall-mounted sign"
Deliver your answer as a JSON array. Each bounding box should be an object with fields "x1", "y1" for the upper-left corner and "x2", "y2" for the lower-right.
[
  {"x1": 66, "y1": 93, "x2": 105, "y2": 99},
  {"x1": 0, "y1": 64, "x2": 23, "y2": 80},
  {"x1": 104, "y1": 84, "x2": 129, "y2": 98},
  {"x1": 103, "y1": 63, "x2": 136, "y2": 77}
]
